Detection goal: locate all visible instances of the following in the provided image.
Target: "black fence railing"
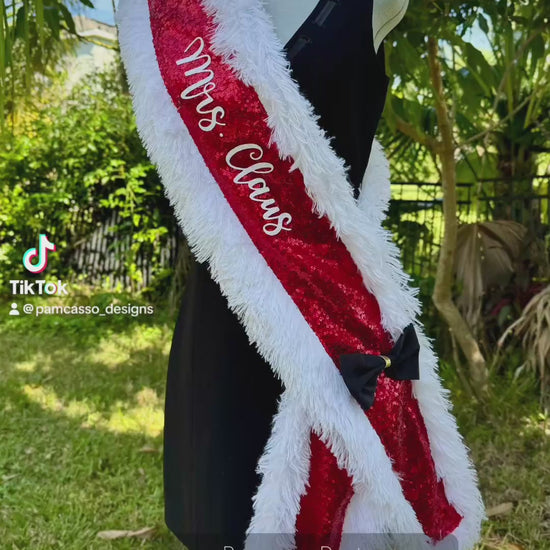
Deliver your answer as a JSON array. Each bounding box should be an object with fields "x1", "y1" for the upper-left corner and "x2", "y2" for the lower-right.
[
  {"x1": 69, "y1": 209, "x2": 180, "y2": 291},
  {"x1": 67, "y1": 176, "x2": 549, "y2": 292},
  {"x1": 386, "y1": 176, "x2": 550, "y2": 279},
  {"x1": 66, "y1": 205, "x2": 181, "y2": 293}
]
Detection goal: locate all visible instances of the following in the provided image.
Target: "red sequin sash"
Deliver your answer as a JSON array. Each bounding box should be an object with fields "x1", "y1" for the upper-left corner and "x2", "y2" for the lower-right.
[{"x1": 148, "y1": 0, "x2": 462, "y2": 544}]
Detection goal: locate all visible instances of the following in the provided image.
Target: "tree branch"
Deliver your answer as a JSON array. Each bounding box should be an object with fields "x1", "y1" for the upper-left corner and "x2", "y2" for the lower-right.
[
  {"x1": 393, "y1": 113, "x2": 441, "y2": 152},
  {"x1": 458, "y1": 93, "x2": 533, "y2": 148}
]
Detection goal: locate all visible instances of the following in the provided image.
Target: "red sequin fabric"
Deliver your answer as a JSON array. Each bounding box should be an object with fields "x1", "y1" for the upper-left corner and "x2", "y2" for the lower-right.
[{"x1": 148, "y1": 0, "x2": 462, "y2": 543}]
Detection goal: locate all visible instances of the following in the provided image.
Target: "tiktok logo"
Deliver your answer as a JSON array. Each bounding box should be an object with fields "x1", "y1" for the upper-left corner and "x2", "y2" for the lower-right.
[{"x1": 22, "y1": 234, "x2": 56, "y2": 274}]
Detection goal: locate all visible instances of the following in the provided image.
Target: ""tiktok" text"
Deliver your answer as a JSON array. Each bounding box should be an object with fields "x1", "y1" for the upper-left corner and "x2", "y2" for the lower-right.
[{"x1": 10, "y1": 279, "x2": 68, "y2": 296}]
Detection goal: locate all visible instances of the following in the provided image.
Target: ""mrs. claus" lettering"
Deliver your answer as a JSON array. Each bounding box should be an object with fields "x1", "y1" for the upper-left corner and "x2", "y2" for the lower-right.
[
  {"x1": 226, "y1": 144, "x2": 292, "y2": 237},
  {"x1": 176, "y1": 37, "x2": 292, "y2": 237},
  {"x1": 175, "y1": 36, "x2": 226, "y2": 132}
]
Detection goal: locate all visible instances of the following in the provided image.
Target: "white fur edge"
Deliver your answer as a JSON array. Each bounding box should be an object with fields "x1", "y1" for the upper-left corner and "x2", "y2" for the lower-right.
[{"x1": 116, "y1": 0, "x2": 484, "y2": 548}]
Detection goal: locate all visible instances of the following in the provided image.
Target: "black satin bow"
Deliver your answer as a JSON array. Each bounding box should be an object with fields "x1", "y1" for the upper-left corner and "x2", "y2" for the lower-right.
[{"x1": 339, "y1": 323, "x2": 420, "y2": 412}]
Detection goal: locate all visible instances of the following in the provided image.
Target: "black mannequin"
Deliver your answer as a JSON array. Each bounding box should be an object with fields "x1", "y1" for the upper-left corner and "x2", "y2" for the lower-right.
[{"x1": 266, "y1": 0, "x2": 409, "y2": 52}]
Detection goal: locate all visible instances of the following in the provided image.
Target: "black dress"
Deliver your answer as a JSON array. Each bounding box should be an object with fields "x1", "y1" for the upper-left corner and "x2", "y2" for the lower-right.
[{"x1": 163, "y1": 1, "x2": 389, "y2": 547}]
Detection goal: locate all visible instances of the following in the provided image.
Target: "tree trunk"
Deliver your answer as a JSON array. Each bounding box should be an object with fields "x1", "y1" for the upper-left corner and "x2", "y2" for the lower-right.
[{"x1": 427, "y1": 37, "x2": 489, "y2": 396}]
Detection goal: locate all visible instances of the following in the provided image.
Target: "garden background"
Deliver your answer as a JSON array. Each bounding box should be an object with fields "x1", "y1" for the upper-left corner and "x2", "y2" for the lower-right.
[{"x1": 0, "y1": 0, "x2": 549, "y2": 548}]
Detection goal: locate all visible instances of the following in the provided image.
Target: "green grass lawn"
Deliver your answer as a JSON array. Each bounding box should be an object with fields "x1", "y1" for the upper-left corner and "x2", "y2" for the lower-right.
[
  {"x1": 440, "y1": 362, "x2": 550, "y2": 550},
  {"x1": 0, "y1": 292, "x2": 181, "y2": 549},
  {"x1": 0, "y1": 293, "x2": 548, "y2": 549}
]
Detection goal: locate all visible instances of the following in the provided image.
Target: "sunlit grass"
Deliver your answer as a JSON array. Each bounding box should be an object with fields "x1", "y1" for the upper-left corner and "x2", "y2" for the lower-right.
[
  {"x1": 1, "y1": 293, "x2": 548, "y2": 549},
  {"x1": 0, "y1": 293, "x2": 182, "y2": 549},
  {"x1": 442, "y1": 362, "x2": 550, "y2": 550}
]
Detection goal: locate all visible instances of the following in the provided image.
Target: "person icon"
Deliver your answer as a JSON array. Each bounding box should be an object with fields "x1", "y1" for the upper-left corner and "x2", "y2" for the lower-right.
[{"x1": 9, "y1": 303, "x2": 19, "y2": 316}]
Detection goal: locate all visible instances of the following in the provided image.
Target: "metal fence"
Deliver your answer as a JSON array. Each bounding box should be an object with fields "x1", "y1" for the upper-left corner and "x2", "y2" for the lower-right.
[
  {"x1": 68, "y1": 208, "x2": 181, "y2": 292},
  {"x1": 386, "y1": 176, "x2": 550, "y2": 279},
  {"x1": 67, "y1": 176, "x2": 549, "y2": 291}
]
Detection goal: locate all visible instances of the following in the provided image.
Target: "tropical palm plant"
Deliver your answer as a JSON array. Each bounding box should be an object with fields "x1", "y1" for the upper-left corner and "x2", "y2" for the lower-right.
[
  {"x1": 498, "y1": 285, "x2": 550, "y2": 405},
  {"x1": 454, "y1": 220, "x2": 548, "y2": 345}
]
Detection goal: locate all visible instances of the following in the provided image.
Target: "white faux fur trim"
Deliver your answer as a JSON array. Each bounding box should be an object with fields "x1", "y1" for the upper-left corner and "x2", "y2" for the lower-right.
[
  {"x1": 116, "y1": 0, "x2": 484, "y2": 548},
  {"x1": 357, "y1": 138, "x2": 392, "y2": 224}
]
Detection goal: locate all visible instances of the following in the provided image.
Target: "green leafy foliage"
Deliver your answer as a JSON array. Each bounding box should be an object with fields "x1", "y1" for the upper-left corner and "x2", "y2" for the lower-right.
[
  {"x1": 382, "y1": 0, "x2": 550, "y2": 190},
  {"x1": 1, "y1": 1, "x2": 95, "y2": 128},
  {"x1": 0, "y1": 64, "x2": 175, "y2": 297}
]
